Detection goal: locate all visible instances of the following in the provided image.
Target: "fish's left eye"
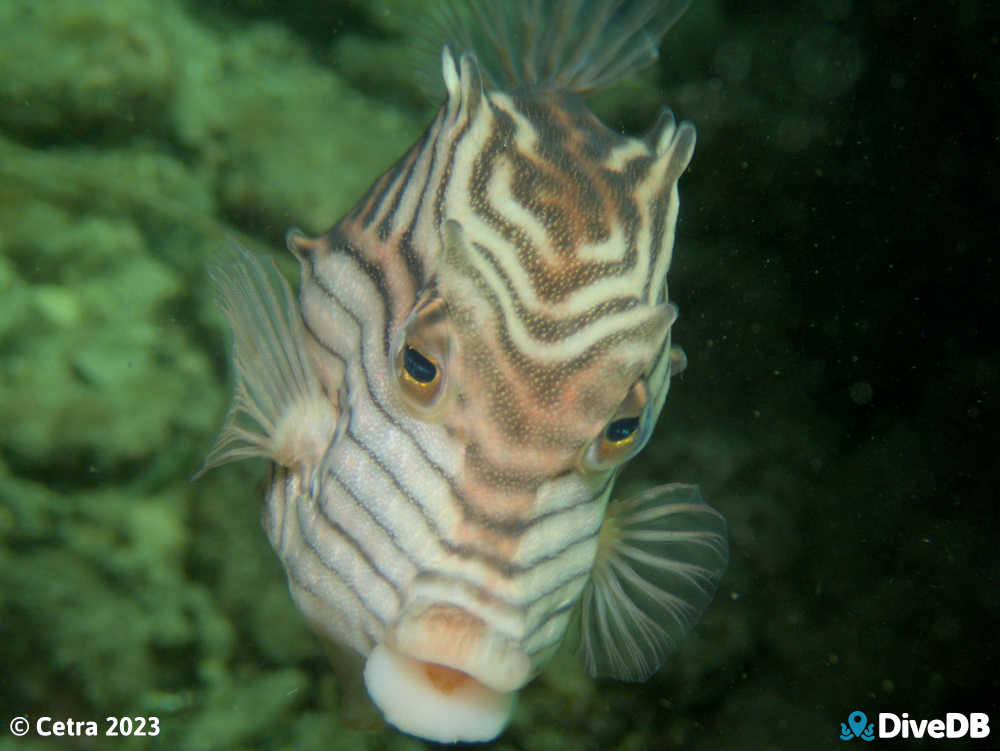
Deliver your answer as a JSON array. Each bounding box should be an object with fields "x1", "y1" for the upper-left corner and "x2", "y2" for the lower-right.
[
  {"x1": 581, "y1": 382, "x2": 651, "y2": 473},
  {"x1": 402, "y1": 345, "x2": 439, "y2": 386},
  {"x1": 391, "y1": 291, "x2": 454, "y2": 418},
  {"x1": 395, "y1": 339, "x2": 448, "y2": 414}
]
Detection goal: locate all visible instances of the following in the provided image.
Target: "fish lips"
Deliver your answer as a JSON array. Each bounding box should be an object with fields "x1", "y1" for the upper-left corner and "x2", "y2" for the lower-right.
[
  {"x1": 385, "y1": 600, "x2": 531, "y2": 693},
  {"x1": 362, "y1": 601, "x2": 531, "y2": 742}
]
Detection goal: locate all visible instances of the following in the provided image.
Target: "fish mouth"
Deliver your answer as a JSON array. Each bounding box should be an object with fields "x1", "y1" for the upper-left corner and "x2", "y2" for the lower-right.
[
  {"x1": 363, "y1": 644, "x2": 515, "y2": 743},
  {"x1": 362, "y1": 602, "x2": 530, "y2": 743}
]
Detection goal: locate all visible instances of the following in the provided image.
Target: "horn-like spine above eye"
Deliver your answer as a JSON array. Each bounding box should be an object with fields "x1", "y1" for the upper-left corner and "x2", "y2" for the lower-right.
[
  {"x1": 442, "y1": 47, "x2": 486, "y2": 123},
  {"x1": 644, "y1": 107, "x2": 677, "y2": 152},
  {"x1": 643, "y1": 107, "x2": 697, "y2": 184}
]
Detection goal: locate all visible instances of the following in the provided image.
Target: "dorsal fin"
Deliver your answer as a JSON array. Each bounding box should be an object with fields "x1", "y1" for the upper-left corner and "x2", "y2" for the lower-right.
[{"x1": 419, "y1": 0, "x2": 692, "y2": 98}]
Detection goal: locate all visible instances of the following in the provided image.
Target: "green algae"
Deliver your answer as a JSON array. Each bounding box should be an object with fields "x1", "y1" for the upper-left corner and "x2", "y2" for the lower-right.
[
  {"x1": 0, "y1": 0, "x2": 175, "y2": 140},
  {"x1": 171, "y1": 19, "x2": 424, "y2": 237},
  {"x1": 0, "y1": 169, "x2": 216, "y2": 476}
]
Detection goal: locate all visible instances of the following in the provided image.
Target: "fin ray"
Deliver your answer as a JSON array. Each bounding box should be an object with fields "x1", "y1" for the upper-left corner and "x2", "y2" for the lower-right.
[
  {"x1": 196, "y1": 242, "x2": 336, "y2": 477},
  {"x1": 580, "y1": 483, "x2": 728, "y2": 681},
  {"x1": 421, "y1": 0, "x2": 692, "y2": 96}
]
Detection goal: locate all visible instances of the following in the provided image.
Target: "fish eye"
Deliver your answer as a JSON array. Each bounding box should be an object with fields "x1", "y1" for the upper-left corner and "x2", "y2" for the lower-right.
[
  {"x1": 396, "y1": 341, "x2": 446, "y2": 410},
  {"x1": 580, "y1": 382, "x2": 651, "y2": 473},
  {"x1": 403, "y1": 345, "x2": 439, "y2": 386},
  {"x1": 391, "y1": 291, "x2": 454, "y2": 418},
  {"x1": 605, "y1": 416, "x2": 640, "y2": 445}
]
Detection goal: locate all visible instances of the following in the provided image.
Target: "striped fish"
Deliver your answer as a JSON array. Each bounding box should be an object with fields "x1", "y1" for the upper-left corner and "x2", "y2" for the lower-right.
[{"x1": 200, "y1": 0, "x2": 728, "y2": 743}]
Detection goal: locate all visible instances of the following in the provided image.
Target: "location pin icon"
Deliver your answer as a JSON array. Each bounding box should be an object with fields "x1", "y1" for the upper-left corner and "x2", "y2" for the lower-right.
[{"x1": 848, "y1": 711, "x2": 868, "y2": 738}]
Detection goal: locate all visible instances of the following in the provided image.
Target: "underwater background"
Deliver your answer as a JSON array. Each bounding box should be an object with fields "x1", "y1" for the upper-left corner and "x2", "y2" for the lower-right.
[{"x1": 1, "y1": 0, "x2": 996, "y2": 749}]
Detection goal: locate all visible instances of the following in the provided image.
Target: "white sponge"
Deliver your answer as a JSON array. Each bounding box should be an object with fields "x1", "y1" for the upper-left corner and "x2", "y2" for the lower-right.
[{"x1": 363, "y1": 643, "x2": 516, "y2": 743}]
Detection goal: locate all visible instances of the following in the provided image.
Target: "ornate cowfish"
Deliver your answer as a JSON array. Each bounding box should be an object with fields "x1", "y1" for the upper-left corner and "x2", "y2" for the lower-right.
[{"x1": 200, "y1": 0, "x2": 728, "y2": 743}]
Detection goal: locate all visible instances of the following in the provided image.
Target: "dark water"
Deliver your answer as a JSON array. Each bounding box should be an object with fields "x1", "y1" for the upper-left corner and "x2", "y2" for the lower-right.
[{"x1": 1, "y1": 1, "x2": 996, "y2": 749}]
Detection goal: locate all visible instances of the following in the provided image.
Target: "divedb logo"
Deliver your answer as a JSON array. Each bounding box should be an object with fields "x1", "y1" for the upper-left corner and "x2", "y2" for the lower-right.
[{"x1": 840, "y1": 710, "x2": 990, "y2": 741}]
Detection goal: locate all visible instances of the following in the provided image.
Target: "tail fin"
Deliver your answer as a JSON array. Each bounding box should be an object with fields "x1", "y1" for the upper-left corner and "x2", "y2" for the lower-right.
[{"x1": 419, "y1": 0, "x2": 691, "y2": 96}]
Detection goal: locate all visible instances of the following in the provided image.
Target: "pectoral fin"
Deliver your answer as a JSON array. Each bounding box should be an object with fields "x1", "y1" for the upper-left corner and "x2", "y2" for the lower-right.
[
  {"x1": 196, "y1": 242, "x2": 338, "y2": 477},
  {"x1": 579, "y1": 484, "x2": 728, "y2": 682}
]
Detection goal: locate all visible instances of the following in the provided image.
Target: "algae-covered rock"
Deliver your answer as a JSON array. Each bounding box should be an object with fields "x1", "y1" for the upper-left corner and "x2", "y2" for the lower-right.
[
  {"x1": 0, "y1": 464, "x2": 231, "y2": 719},
  {"x1": 0, "y1": 143, "x2": 218, "y2": 476},
  {"x1": 0, "y1": 0, "x2": 175, "y2": 139},
  {"x1": 172, "y1": 21, "x2": 422, "y2": 237}
]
